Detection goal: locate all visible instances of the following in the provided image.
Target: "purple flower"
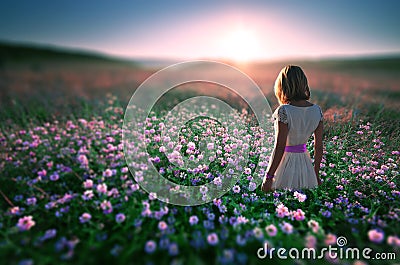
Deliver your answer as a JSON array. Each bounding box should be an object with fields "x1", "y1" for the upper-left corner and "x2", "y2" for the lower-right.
[
  {"x1": 321, "y1": 210, "x2": 332, "y2": 218},
  {"x1": 248, "y1": 182, "x2": 257, "y2": 191},
  {"x1": 189, "y1": 215, "x2": 199, "y2": 226},
  {"x1": 203, "y1": 220, "x2": 214, "y2": 229},
  {"x1": 207, "y1": 213, "x2": 215, "y2": 221},
  {"x1": 26, "y1": 197, "x2": 37, "y2": 206},
  {"x1": 159, "y1": 237, "x2": 170, "y2": 249},
  {"x1": 219, "y1": 215, "x2": 228, "y2": 224},
  {"x1": 115, "y1": 213, "x2": 126, "y2": 223},
  {"x1": 168, "y1": 242, "x2": 179, "y2": 256},
  {"x1": 18, "y1": 259, "x2": 33, "y2": 265},
  {"x1": 219, "y1": 249, "x2": 234, "y2": 263},
  {"x1": 219, "y1": 205, "x2": 227, "y2": 213},
  {"x1": 236, "y1": 234, "x2": 247, "y2": 246},
  {"x1": 41, "y1": 229, "x2": 57, "y2": 241},
  {"x1": 280, "y1": 222, "x2": 293, "y2": 234},
  {"x1": 110, "y1": 244, "x2": 122, "y2": 256},
  {"x1": 145, "y1": 240, "x2": 157, "y2": 253},
  {"x1": 50, "y1": 173, "x2": 59, "y2": 181}
]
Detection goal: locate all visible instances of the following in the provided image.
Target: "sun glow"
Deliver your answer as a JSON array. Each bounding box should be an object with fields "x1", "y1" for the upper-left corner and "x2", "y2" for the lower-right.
[{"x1": 220, "y1": 27, "x2": 261, "y2": 63}]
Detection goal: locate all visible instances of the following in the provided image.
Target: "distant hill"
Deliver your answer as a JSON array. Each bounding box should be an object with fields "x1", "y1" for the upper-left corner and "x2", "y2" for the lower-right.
[
  {"x1": 302, "y1": 56, "x2": 400, "y2": 72},
  {"x1": 252, "y1": 55, "x2": 400, "y2": 73},
  {"x1": 0, "y1": 41, "x2": 137, "y2": 66}
]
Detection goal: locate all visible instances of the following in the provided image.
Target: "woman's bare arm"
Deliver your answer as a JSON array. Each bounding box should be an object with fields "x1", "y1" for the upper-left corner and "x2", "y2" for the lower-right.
[
  {"x1": 267, "y1": 121, "x2": 289, "y2": 176},
  {"x1": 313, "y1": 121, "x2": 323, "y2": 185},
  {"x1": 262, "y1": 121, "x2": 288, "y2": 192}
]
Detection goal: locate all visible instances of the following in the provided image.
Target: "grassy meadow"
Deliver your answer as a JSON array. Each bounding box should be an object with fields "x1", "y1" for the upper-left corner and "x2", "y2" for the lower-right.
[{"x1": 0, "y1": 42, "x2": 399, "y2": 265}]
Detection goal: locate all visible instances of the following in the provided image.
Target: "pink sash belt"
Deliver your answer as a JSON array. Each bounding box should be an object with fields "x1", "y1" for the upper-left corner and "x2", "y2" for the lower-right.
[{"x1": 285, "y1": 144, "x2": 307, "y2": 153}]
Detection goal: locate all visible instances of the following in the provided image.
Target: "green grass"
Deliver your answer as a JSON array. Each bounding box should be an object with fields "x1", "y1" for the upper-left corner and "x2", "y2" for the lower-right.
[{"x1": 0, "y1": 92, "x2": 399, "y2": 265}]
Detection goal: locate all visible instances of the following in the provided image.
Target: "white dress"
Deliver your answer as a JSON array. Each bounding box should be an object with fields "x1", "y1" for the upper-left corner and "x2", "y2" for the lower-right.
[{"x1": 268, "y1": 104, "x2": 323, "y2": 190}]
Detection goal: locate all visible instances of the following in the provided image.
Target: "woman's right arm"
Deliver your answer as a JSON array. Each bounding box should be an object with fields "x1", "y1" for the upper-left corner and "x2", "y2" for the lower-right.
[{"x1": 313, "y1": 121, "x2": 323, "y2": 185}]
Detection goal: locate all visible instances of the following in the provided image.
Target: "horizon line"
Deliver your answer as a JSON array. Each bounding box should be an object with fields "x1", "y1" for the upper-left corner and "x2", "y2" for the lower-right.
[{"x1": 1, "y1": 38, "x2": 400, "y2": 64}]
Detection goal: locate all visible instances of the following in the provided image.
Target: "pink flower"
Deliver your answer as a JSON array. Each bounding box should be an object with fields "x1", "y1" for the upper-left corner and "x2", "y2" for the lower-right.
[
  {"x1": 100, "y1": 200, "x2": 113, "y2": 214},
  {"x1": 83, "y1": 179, "x2": 93, "y2": 189},
  {"x1": 294, "y1": 191, "x2": 307, "y2": 202},
  {"x1": 79, "y1": 213, "x2": 92, "y2": 223},
  {"x1": 387, "y1": 235, "x2": 400, "y2": 247},
  {"x1": 96, "y1": 183, "x2": 108, "y2": 194},
  {"x1": 189, "y1": 215, "x2": 199, "y2": 225},
  {"x1": 149, "y1": 192, "x2": 157, "y2": 200},
  {"x1": 305, "y1": 235, "x2": 317, "y2": 248},
  {"x1": 368, "y1": 229, "x2": 384, "y2": 243},
  {"x1": 187, "y1": 142, "x2": 196, "y2": 151},
  {"x1": 308, "y1": 220, "x2": 320, "y2": 233},
  {"x1": 207, "y1": 143, "x2": 214, "y2": 150},
  {"x1": 280, "y1": 222, "x2": 293, "y2": 234},
  {"x1": 292, "y1": 209, "x2": 305, "y2": 221},
  {"x1": 9, "y1": 206, "x2": 20, "y2": 215},
  {"x1": 265, "y1": 224, "x2": 277, "y2": 237},
  {"x1": 38, "y1": 169, "x2": 47, "y2": 177},
  {"x1": 232, "y1": 185, "x2": 241, "y2": 193},
  {"x1": 324, "y1": 233, "x2": 337, "y2": 245},
  {"x1": 17, "y1": 216, "x2": 35, "y2": 231},
  {"x1": 158, "y1": 221, "x2": 168, "y2": 231},
  {"x1": 353, "y1": 261, "x2": 368, "y2": 265},
  {"x1": 77, "y1": 154, "x2": 88, "y2": 167},
  {"x1": 207, "y1": 233, "x2": 219, "y2": 245},
  {"x1": 103, "y1": 168, "x2": 113, "y2": 177},
  {"x1": 325, "y1": 251, "x2": 339, "y2": 263},
  {"x1": 276, "y1": 203, "x2": 290, "y2": 218}
]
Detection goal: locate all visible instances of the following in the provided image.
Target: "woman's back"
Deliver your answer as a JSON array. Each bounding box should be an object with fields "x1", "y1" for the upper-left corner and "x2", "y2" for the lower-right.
[{"x1": 273, "y1": 104, "x2": 323, "y2": 146}]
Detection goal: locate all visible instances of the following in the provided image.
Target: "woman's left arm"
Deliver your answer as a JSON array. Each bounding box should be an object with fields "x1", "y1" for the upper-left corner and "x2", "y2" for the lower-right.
[
  {"x1": 267, "y1": 121, "x2": 288, "y2": 175},
  {"x1": 262, "y1": 121, "x2": 288, "y2": 192}
]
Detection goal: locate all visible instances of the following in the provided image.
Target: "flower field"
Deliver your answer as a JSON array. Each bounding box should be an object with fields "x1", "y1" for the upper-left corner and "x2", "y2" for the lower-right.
[{"x1": 0, "y1": 92, "x2": 399, "y2": 265}]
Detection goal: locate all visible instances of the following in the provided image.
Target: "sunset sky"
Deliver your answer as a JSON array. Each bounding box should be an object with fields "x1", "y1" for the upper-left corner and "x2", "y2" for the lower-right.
[{"x1": 0, "y1": 0, "x2": 399, "y2": 61}]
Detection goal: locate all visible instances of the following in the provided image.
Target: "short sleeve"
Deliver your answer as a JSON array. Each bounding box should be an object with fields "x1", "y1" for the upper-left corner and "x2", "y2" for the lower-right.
[
  {"x1": 274, "y1": 106, "x2": 288, "y2": 124},
  {"x1": 318, "y1": 105, "x2": 323, "y2": 121}
]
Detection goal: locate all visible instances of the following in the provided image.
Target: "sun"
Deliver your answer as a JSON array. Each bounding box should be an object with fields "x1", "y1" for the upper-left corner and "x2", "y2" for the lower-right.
[{"x1": 220, "y1": 28, "x2": 261, "y2": 63}]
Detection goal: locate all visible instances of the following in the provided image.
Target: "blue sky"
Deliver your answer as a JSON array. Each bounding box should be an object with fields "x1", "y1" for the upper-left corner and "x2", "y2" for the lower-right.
[{"x1": 0, "y1": 0, "x2": 399, "y2": 60}]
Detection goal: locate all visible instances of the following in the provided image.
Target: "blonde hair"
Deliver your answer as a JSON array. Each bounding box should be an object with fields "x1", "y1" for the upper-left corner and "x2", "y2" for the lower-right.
[{"x1": 274, "y1": 65, "x2": 310, "y2": 105}]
